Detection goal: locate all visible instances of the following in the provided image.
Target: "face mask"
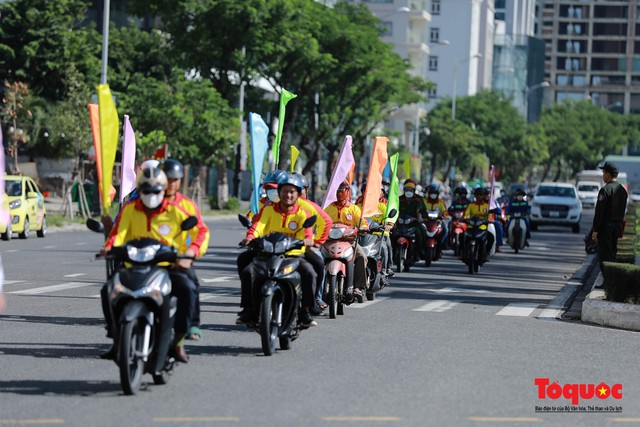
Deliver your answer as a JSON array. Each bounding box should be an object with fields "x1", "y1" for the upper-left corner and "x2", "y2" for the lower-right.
[
  {"x1": 267, "y1": 189, "x2": 280, "y2": 203},
  {"x1": 141, "y1": 192, "x2": 164, "y2": 209},
  {"x1": 405, "y1": 191, "x2": 414, "y2": 199},
  {"x1": 429, "y1": 193, "x2": 437, "y2": 200},
  {"x1": 517, "y1": 195, "x2": 524, "y2": 201}
]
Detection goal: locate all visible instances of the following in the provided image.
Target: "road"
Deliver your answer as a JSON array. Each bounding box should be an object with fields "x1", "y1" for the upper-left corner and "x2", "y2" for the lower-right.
[{"x1": 1, "y1": 210, "x2": 639, "y2": 426}]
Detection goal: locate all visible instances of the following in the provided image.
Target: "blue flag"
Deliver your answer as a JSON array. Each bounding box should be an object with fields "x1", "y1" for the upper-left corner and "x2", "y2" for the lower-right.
[
  {"x1": 383, "y1": 159, "x2": 391, "y2": 181},
  {"x1": 249, "y1": 112, "x2": 269, "y2": 214}
]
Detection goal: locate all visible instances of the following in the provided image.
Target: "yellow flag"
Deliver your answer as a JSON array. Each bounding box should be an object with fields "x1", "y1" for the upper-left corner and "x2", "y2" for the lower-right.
[
  {"x1": 290, "y1": 145, "x2": 300, "y2": 172},
  {"x1": 97, "y1": 84, "x2": 119, "y2": 213},
  {"x1": 402, "y1": 156, "x2": 411, "y2": 179}
]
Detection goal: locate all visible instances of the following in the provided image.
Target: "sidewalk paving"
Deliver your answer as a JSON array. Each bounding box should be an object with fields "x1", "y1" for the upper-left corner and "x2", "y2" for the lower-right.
[{"x1": 581, "y1": 271, "x2": 640, "y2": 332}]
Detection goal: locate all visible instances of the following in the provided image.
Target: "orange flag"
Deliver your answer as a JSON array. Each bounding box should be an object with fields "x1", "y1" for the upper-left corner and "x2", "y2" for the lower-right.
[
  {"x1": 361, "y1": 136, "x2": 389, "y2": 218},
  {"x1": 88, "y1": 104, "x2": 104, "y2": 202}
]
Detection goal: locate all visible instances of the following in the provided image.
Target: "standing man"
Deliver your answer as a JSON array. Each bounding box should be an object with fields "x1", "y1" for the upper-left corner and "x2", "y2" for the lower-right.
[{"x1": 592, "y1": 162, "x2": 628, "y2": 270}]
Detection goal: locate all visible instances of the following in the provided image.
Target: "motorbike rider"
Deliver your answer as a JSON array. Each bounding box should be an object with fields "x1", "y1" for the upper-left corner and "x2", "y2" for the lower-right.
[
  {"x1": 161, "y1": 159, "x2": 211, "y2": 341},
  {"x1": 505, "y1": 188, "x2": 531, "y2": 246},
  {"x1": 297, "y1": 173, "x2": 333, "y2": 313},
  {"x1": 324, "y1": 180, "x2": 368, "y2": 299},
  {"x1": 464, "y1": 187, "x2": 495, "y2": 258},
  {"x1": 101, "y1": 166, "x2": 205, "y2": 363},
  {"x1": 236, "y1": 173, "x2": 318, "y2": 327},
  {"x1": 422, "y1": 184, "x2": 449, "y2": 250},
  {"x1": 484, "y1": 187, "x2": 504, "y2": 252},
  {"x1": 448, "y1": 186, "x2": 470, "y2": 216},
  {"x1": 399, "y1": 178, "x2": 427, "y2": 259},
  {"x1": 246, "y1": 170, "x2": 288, "y2": 221}
]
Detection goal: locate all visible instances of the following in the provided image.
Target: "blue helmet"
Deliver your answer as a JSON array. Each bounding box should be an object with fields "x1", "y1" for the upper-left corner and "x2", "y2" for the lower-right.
[
  {"x1": 295, "y1": 173, "x2": 309, "y2": 189},
  {"x1": 277, "y1": 173, "x2": 304, "y2": 193},
  {"x1": 427, "y1": 184, "x2": 439, "y2": 194},
  {"x1": 265, "y1": 169, "x2": 287, "y2": 185}
]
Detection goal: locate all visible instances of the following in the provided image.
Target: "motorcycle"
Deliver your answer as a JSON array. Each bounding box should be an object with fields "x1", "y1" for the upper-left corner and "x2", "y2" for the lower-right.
[
  {"x1": 392, "y1": 214, "x2": 419, "y2": 273},
  {"x1": 449, "y1": 211, "x2": 467, "y2": 257},
  {"x1": 461, "y1": 216, "x2": 493, "y2": 275},
  {"x1": 238, "y1": 214, "x2": 317, "y2": 356},
  {"x1": 87, "y1": 216, "x2": 198, "y2": 395},
  {"x1": 358, "y1": 209, "x2": 396, "y2": 301},
  {"x1": 320, "y1": 224, "x2": 358, "y2": 318},
  {"x1": 507, "y1": 211, "x2": 527, "y2": 253},
  {"x1": 422, "y1": 210, "x2": 445, "y2": 267}
]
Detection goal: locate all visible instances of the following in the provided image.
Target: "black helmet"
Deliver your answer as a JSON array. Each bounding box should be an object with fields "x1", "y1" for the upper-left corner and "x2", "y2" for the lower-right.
[
  {"x1": 427, "y1": 184, "x2": 439, "y2": 195},
  {"x1": 473, "y1": 187, "x2": 485, "y2": 197},
  {"x1": 277, "y1": 173, "x2": 303, "y2": 193},
  {"x1": 162, "y1": 158, "x2": 184, "y2": 179},
  {"x1": 454, "y1": 186, "x2": 468, "y2": 196},
  {"x1": 515, "y1": 188, "x2": 526, "y2": 196}
]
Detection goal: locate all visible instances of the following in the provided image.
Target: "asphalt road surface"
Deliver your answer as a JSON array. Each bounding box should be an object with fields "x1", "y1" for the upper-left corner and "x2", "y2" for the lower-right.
[{"x1": 1, "y1": 210, "x2": 639, "y2": 427}]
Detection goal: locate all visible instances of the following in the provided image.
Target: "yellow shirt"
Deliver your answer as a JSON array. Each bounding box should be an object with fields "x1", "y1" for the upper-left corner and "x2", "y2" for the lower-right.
[
  {"x1": 247, "y1": 203, "x2": 313, "y2": 255},
  {"x1": 325, "y1": 202, "x2": 363, "y2": 228},
  {"x1": 423, "y1": 199, "x2": 448, "y2": 217},
  {"x1": 464, "y1": 201, "x2": 490, "y2": 220}
]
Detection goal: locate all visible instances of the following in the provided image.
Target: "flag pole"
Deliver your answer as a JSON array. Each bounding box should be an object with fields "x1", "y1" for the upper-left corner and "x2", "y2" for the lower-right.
[{"x1": 100, "y1": 0, "x2": 110, "y2": 85}]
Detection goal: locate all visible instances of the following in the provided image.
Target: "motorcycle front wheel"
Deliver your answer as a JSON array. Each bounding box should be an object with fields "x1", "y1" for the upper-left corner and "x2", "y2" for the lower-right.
[
  {"x1": 119, "y1": 318, "x2": 145, "y2": 395},
  {"x1": 425, "y1": 247, "x2": 433, "y2": 267},
  {"x1": 259, "y1": 292, "x2": 279, "y2": 356},
  {"x1": 327, "y1": 274, "x2": 337, "y2": 319}
]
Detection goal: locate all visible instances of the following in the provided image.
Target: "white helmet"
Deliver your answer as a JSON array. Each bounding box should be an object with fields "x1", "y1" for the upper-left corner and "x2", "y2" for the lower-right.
[
  {"x1": 137, "y1": 167, "x2": 167, "y2": 209},
  {"x1": 140, "y1": 159, "x2": 160, "y2": 170}
]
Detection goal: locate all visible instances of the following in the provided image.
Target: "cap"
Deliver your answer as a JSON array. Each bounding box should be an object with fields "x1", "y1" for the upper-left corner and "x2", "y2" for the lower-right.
[{"x1": 599, "y1": 162, "x2": 619, "y2": 175}]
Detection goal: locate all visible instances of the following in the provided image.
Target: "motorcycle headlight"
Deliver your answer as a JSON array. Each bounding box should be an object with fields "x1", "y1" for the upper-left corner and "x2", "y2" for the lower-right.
[
  {"x1": 9, "y1": 200, "x2": 21, "y2": 209},
  {"x1": 127, "y1": 244, "x2": 161, "y2": 262},
  {"x1": 329, "y1": 228, "x2": 344, "y2": 240},
  {"x1": 275, "y1": 240, "x2": 288, "y2": 254}
]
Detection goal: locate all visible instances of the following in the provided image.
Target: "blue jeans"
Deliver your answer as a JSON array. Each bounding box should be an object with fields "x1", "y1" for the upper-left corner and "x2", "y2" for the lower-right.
[{"x1": 310, "y1": 248, "x2": 326, "y2": 302}]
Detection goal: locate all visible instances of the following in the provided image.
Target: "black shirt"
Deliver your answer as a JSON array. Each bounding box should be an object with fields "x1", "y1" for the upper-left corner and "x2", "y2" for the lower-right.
[{"x1": 592, "y1": 181, "x2": 628, "y2": 233}]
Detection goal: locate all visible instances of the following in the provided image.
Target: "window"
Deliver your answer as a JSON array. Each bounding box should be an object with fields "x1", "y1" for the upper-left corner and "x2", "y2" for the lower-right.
[
  {"x1": 430, "y1": 27, "x2": 440, "y2": 43},
  {"x1": 431, "y1": 0, "x2": 441, "y2": 15},
  {"x1": 428, "y1": 85, "x2": 437, "y2": 99},
  {"x1": 429, "y1": 56, "x2": 438, "y2": 71}
]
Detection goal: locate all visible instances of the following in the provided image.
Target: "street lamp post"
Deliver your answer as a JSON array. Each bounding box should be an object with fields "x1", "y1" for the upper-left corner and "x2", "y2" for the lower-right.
[
  {"x1": 523, "y1": 81, "x2": 550, "y2": 122},
  {"x1": 451, "y1": 53, "x2": 482, "y2": 121},
  {"x1": 100, "y1": 0, "x2": 110, "y2": 85}
]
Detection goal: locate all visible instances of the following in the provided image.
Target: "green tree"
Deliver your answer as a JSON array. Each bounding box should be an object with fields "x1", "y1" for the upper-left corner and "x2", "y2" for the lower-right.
[{"x1": 2, "y1": 80, "x2": 31, "y2": 174}]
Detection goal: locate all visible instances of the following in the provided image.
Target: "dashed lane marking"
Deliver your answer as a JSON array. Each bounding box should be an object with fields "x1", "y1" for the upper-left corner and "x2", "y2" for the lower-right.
[
  {"x1": 153, "y1": 417, "x2": 239, "y2": 423},
  {"x1": 0, "y1": 419, "x2": 65, "y2": 425},
  {"x1": 413, "y1": 300, "x2": 458, "y2": 313},
  {"x1": 64, "y1": 273, "x2": 87, "y2": 278},
  {"x1": 495, "y1": 303, "x2": 540, "y2": 317},
  {"x1": 3, "y1": 280, "x2": 25, "y2": 285},
  {"x1": 322, "y1": 417, "x2": 401, "y2": 422},
  {"x1": 201, "y1": 276, "x2": 233, "y2": 283},
  {"x1": 74, "y1": 242, "x2": 87, "y2": 246},
  {"x1": 8, "y1": 282, "x2": 93, "y2": 295},
  {"x1": 349, "y1": 297, "x2": 389, "y2": 308},
  {"x1": 44, "y1": 246, "x2": 57, "y2": 249}
]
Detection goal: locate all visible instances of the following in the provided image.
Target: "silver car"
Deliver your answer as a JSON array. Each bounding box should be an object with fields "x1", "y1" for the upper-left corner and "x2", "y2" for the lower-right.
[{"x1": 530, "y1": 183, "x2": 582, "y2": 233}]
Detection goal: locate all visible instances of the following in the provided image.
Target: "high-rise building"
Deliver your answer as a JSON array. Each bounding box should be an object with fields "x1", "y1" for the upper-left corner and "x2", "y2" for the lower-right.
[{"x1": 537, "y1": 0, "x2": 640, "y2": 114}]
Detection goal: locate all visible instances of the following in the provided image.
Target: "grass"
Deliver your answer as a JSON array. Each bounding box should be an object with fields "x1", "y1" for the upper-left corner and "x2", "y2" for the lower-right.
[{"x1": 47, "y1": 213, "x2": 87, "y2": 227}]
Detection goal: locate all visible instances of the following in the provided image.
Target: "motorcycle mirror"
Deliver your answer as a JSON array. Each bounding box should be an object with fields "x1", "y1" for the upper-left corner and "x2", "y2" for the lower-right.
[
  {"x1": 238, "y1": 214, "x2": 252, "y2": 229},
  {"x1": 388, "y1": 209, "x2": 397, "y2": 218},
  {"x1": 302, "y1": 215, "x2": 317, "y2": 229},
  {"x1": 86, "y1": 218, "x2": 104, "y2": 233},
  {"x1": 181, "y1": 216, "x2": 198, "y2": 231}
]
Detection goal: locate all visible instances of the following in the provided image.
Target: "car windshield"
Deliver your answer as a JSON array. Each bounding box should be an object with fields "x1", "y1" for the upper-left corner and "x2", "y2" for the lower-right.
[
  {"x1": 578, "y1": 185, "x2": 599, "y2": 192},
  {"x1": 536, "y1": 186, "x2": 576, "y2": 198},
  {"x1": 5, "y1": 180, "x2": 22, "y2": 197}
]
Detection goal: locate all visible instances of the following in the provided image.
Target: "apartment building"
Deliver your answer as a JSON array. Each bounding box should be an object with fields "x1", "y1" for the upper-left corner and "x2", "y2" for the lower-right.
[{"x1": 538, "y1": 0, "x2": 640, "y2": 114}]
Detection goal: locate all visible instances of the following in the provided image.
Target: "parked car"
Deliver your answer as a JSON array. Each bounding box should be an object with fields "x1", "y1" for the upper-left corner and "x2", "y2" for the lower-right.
[
  {"x1": 530, "y1": 182, "x2": 582, "y2": 233},
  {"x1": 630, "y1": 189, "x2": 640, "y2": 203},
  {"x1": 5, "y1": 175, "x2": 47, "y2": 239},
  {"x1": 576, "y1": 181, "x2": 601, "y2": 209}
]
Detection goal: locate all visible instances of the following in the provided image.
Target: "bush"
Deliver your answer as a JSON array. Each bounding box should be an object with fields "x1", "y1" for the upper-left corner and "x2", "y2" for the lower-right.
[
  {"x1": 225, "y1": 197, "x2": 240, "y2": 211},
  {"x1": 208, "y1": 196, "x2": 219, "y2": 210},
  {"x1": 603, "y1": 261, "x2": 640, "y2": 303}
]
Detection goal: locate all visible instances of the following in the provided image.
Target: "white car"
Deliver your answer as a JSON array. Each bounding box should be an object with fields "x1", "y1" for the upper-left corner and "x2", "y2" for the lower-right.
[
  {"x1": 630, "y1": 189, "x2": 640, "y2": 203},
  {"x1": 530, "y1": 182, "x2": 582, "y2": 233},
  {"x1": 576, "y1": 181, "x2": 601, "y2": 209}
]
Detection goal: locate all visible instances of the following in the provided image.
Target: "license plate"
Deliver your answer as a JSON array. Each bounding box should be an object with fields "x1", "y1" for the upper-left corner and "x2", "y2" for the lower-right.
[{"x1": 550, "y1": 211, "x2": 560, "y2": 217}]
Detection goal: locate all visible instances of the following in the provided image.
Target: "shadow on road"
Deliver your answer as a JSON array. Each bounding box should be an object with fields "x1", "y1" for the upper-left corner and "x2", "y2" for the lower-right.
[
  {"x1": 0, "y1": 379, "x2": 122, "y2": 396},
  {"x1": 0, "y1": 314, "x2": 104, "y2": 327},
  {"x1": 0, "y1": 342, "x2": 107, "y2": 360}
]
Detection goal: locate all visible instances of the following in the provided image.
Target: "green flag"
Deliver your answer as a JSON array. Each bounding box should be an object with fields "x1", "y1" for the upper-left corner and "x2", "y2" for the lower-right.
[
  {"x1": 273, "y1": 88, "x2": 297, "y2": 168},
  {"x1": 385, "y1": 153, "x2": 400, "y2": 224}
]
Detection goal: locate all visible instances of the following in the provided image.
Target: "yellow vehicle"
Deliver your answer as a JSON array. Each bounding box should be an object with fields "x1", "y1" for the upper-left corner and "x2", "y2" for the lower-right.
[
  {"x1": 0, "y1": 196, "x2": 10, "y2": 241},
  {"x1": 5, "y1": 175, "x2": 47, "y2": 239}
]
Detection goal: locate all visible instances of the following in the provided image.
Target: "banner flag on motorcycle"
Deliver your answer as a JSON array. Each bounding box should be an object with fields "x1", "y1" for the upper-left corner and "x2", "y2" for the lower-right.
[
  {"x1": 120, "y1": 115, "x2": 137, "y2": 204},
  {"x1": 383, "y1": 159, "x2": 391, "y2": 181},
  {"x1": 249, "y1": 112, "x2": 270, "y2": 214},
  {"x1": 488, "y1": 164, "x2": 498, "y2": 210},
  {"x1": 290, "y1": 145, "x2": 300, "y2": 172},
  {"x1": 402, "y1": 155, "x2": 411, "y2": 179},
  {"x1": 321, "y1": 135, "x2": 355, "y2": 209},
  {"x1": 273, "y1": 88, "x2": 297, "y2": 168},
  {"x1": 385, "y1": 152, "x2": 400, "y2": 224},
  {"x1": 88, "y1": 103, "x2": 104, "y2": 203},
  {"x1": 97, "y1": 84, "x2": 119, "y2": 213},
  {"x1": 361, "y1": 136, "x2": 389, "y2": 218},
  {"x1": 0, "y1": 118, "x2": 8, "y2": 226}
]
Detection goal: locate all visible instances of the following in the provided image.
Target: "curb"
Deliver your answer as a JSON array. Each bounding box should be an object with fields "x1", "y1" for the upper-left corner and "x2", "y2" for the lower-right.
[
  {"x1": 538, "y1": 253, "x2": 598, "y2": 319},
  {"x1": 581, "y1": 272, "x2": 640, "y2": 332}
]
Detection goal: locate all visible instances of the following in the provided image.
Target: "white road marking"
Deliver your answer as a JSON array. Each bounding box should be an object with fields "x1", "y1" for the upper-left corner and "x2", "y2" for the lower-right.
[
  {"x1": 427, "y1": 287, "x2": 488, "y2": 294},
  {"x1": 413, "y1": 300, "x2": 458, "y2": 312},
  {"x1": 44, "y1": 245, "x2": 57, "y2": 249},
  {"x1": 538, "y1": 308, "x2": 564, "y2": 319},
  {"x1": 199, "y1": 294, "x2": 218, "y2": 301},
  {"x1": 8, "y1": 282, "x2": 93, "y2": 295},
  {"x1": 3, "y1": 280, "x2": 25, "y2": 285},
  {"x1": 201, "y1": 276, "x2": 233, "y2": 283},
  {"x1": 64, "y1": 273, "x2": 87, "y2": 278},
  {"x1": 75, "y1": 242, "x2": 88, "y2": 246},
  {"x1": 495, "y1": 303, "x2": 539, "y2": 317},
  {"x1": 537, "y1": 281, "x2": 582, "y2": 320},
  {"x1": 349, "y1": 297, "x2": 388, "y2": 308},
  {"x1": 6, "y1": 249, "x2": 18, "y2": 253}
]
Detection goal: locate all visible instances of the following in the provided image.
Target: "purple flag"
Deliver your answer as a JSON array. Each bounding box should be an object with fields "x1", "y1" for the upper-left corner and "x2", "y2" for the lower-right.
[
  {"x1": 321, "y1": 135, "x2": 355, "y2": 209},
  {"x1": 120, "y1": 115, "x2": 137, "y2": 204},
  {"x1": 0, "y1": 120, "x2": 8, "y2": 225}
]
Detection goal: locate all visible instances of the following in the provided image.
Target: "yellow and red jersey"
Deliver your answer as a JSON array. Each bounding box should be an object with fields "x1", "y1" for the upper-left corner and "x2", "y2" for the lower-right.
[
  {"x1": 464, "y1": 201, "x2": 490, "y2": 220},
  {"x1": 105, "y1": 198, "x2": 208, "y2": 258},
  {"x1": 357, "y1": 198, "x2": 389, "y2": 224},
  {"x1": 298, "y1": 198, "x2": 332, "y2": 244},
  {"x1": 169, "y1": 192, "x2": 210, "y2": 258},
  {"x1": 247, "y1": 203, "x2": 314, "y2": 255},
  {"x1": 325, "y1": 201, "x2": 364, "y2": 228},
  {"x1": 423, "y1": 198, "x2": 448, "y2": 218},
  {"x1": 246, "y1": 197, "x2": 271, "y2": 222}
]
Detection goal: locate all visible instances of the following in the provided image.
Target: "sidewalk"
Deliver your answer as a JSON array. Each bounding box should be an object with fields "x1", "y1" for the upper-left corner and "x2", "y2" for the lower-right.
[{"x1": 581, "y1": 271, "x2": 640, "y2": 332}]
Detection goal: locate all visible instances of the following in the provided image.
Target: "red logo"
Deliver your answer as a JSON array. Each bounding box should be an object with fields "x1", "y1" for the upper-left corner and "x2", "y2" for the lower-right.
[{"x1": 535, "y1": 378, "x2": 622, "y2": 405}]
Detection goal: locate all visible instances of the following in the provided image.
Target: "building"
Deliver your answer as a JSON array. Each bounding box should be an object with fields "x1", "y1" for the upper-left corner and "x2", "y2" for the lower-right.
[{"x1": 537, "y1": 0, "x2": 640, "y2": 114}]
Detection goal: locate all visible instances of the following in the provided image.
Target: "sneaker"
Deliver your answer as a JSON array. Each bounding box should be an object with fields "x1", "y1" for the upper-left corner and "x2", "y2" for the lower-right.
[
  {"x1": 310, "y1": 305, "x2": 324, "y2": 316},
  {"x1": 235, "y1": 308, "x2": 255, "y2": 325},
  {"x1": 299, "y1": 310, "x2": 318, "y2": 327},
  {"x1": 386, "y1": 270, "x2": 395, "y2": 278},
  {"x1": 99, "y1": 345, "x2": 116, "y2": 360}
]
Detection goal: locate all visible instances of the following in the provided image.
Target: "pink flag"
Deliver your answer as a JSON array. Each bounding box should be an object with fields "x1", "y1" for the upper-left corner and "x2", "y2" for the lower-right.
[
  {"x1": 120, "y1": 115, "x2": 137, "y2": 204},
  {"x1": 488, "y1": 164, "x2": 498, "y2": 210},
  {"x1": 0, "y1": 119, "x2": 8, "y2": 225},
  {"x1": 321, "y1": 135, "x2": 355, "y2": 209}
]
